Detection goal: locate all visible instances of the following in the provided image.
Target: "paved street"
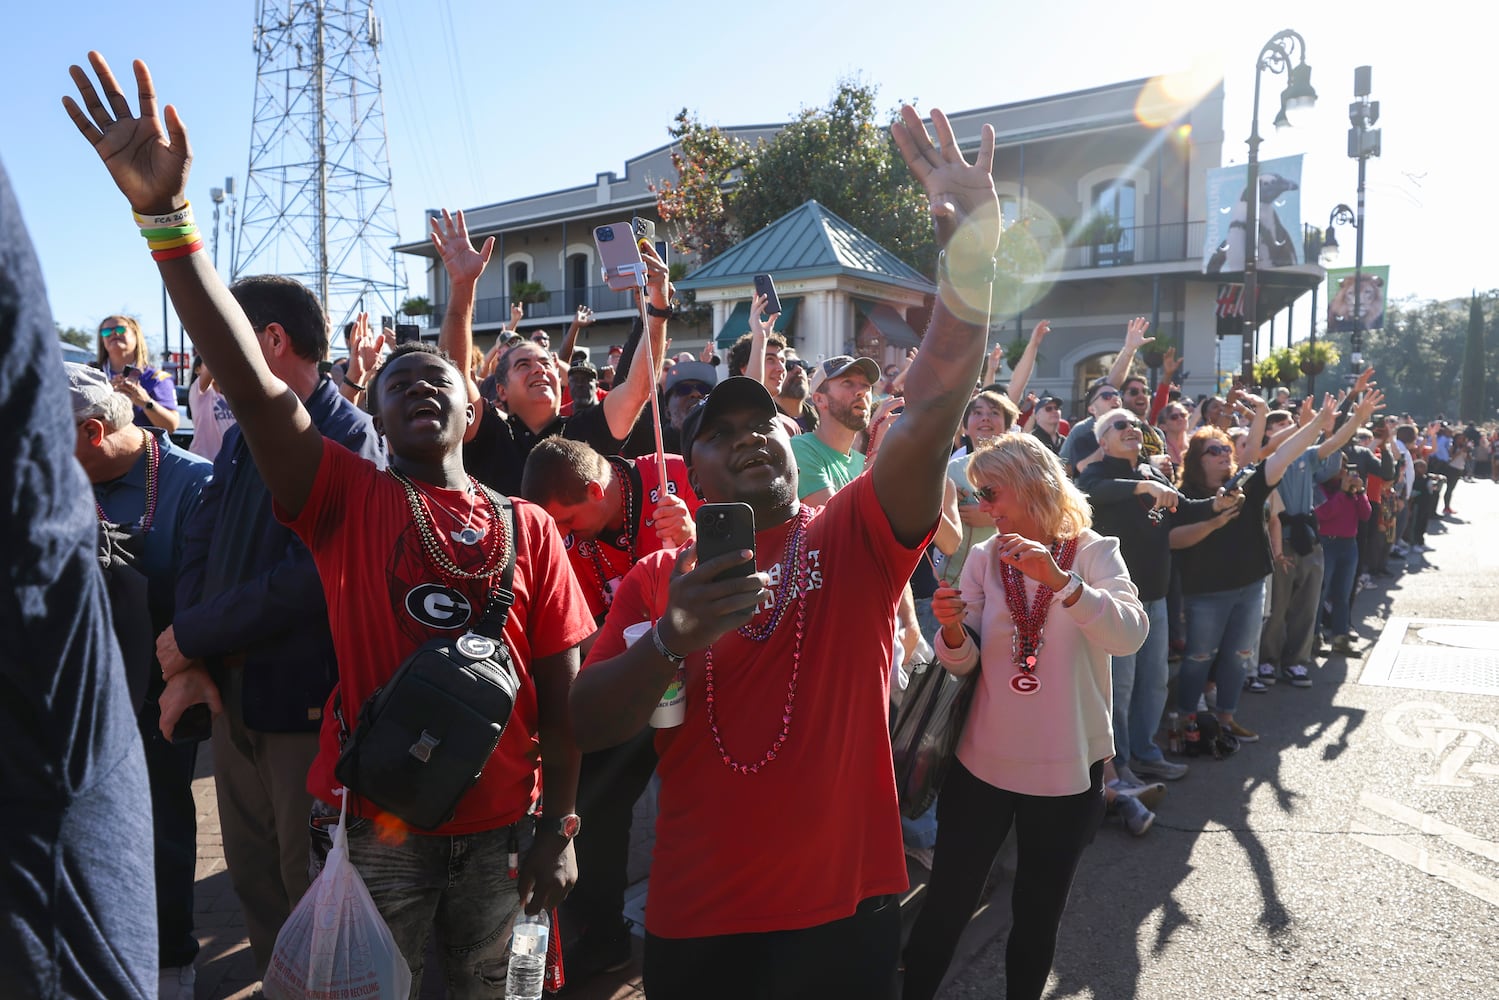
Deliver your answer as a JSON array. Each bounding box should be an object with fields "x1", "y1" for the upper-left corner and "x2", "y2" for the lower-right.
[{"x1": 189, "y1": 479, "x2": 1499, "y2": 999}]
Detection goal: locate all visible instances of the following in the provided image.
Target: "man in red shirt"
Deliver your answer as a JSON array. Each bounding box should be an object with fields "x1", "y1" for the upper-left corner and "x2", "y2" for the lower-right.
[
  {"x1": 66, "y1": 54, "x2": 596, "y2": 994},
  {"x1": 520, "y1": 437, "x2": 699, "y2": 981},
  {"x1": 569, "y1": 104, "x2": 1001, "y2": 999}
]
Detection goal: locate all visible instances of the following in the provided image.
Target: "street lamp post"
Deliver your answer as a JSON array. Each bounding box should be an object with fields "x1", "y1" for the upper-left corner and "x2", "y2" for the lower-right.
[
  {"x1": 1319, "y1": 204, "x2": 1357, "y2": 396},
  {"x1": 1346, "y1": 66, "x2": 1381, "y2": 372},
  {"x1": 1240, "y1": 29, "x2": 1318, "y2": 384}
]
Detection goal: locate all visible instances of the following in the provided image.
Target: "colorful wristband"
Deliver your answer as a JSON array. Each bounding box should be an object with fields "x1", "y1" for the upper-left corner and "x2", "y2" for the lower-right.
[
  {"x1": 151, "y1": 240, "x2": 205, "y2": 262},
  {"x1": 140, "y1": 224, "x2": 199, "y2": 241},
  {"x1": 147, "y1": 232, "x2": 202, "y2": 251},
  {"x1": 134, "y1": 202, "x2": 193, "y2": 228}
]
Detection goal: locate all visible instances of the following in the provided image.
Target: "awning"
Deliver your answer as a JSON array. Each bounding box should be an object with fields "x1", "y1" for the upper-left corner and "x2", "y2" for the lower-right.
[
  {"x1": 714, "y1": 296, "x2": 802, "y2": 348},
  {"x1": 853, "y1": 298, "x2": 922, "y2": 349}
]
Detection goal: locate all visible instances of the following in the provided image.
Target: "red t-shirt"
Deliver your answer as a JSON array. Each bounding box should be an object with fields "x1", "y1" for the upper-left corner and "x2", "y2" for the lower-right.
[
  {"x1": 563, "y1": 453, "x2": 699, "y2": 620},
  {"x1": 581, "y1": 473, "x2": 927, "y2": 937},
  {"x1": 280, "y1": 439, "x2": 595, "y2": 834}
]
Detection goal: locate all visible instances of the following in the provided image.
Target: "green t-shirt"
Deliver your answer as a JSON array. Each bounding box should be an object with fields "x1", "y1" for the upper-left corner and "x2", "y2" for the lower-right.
[
  {"x1": 789, "y1": 432, "x2": 866, "y2": 501},
  {"x1": 937, "y1": 450, "x2": 996, "y2": 585}
]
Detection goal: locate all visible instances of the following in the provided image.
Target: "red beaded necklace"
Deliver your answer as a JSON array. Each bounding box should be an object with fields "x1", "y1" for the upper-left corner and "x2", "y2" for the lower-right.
[
  {"x1": 998, "y1": 536, "x2": 1078, "y2": 696},
  {"x1": 580, "y1": 457, "x2": 637, "y2": 609},
  {"x1": 703, "y1": 504, "x2": 812, "y2": 774},
  {"x1": 94, "y1": 429, "x2": 160, "y2": 533}
]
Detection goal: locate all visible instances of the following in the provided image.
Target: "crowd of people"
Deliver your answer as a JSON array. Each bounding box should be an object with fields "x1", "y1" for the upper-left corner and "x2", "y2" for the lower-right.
[{"x1": 2, "y1": 48, "x2": 1475, "y2": 1000}]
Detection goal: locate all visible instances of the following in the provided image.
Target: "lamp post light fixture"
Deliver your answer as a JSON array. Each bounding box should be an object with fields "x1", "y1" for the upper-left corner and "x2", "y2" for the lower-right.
[
  {"x1": 1313, "y1": 204, "x2": 1357, "y2": 396},
  {"x1": 1240, "y1": 29, "x2": 1317, "y2": 385}
]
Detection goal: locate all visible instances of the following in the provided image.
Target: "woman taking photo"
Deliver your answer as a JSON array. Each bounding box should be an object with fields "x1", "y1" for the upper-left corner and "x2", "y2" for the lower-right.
[
  {"x1": 903, "y1": 434, "x2": 1148, "y2": 1000},
  {"x1": 1169, "y1": 395, "x2": 1338, "y2": 740},
  {"x1": 97, "y1": 313, "x2": 180, "y2": 432}
]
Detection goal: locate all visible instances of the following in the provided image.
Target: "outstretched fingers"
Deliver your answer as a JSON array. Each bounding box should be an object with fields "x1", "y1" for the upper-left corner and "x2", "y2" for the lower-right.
[{"x1": 891, "y1": 104, "x2": 941, "y2": 178}]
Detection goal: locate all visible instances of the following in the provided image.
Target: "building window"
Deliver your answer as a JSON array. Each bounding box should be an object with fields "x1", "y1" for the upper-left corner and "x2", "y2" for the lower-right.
[
  {"x1": 1090, "y1": 180, "x2": 1136, "y2": 267},
  {"x1": 1072, "y1": 351, "x2": 1117, "y2": 416},
  {"x1": 567, "y1": 253, "x2": 589, "y2": 312},
  {"x1": 508, "y1": 261, "x2": 528, "y2": 291}
]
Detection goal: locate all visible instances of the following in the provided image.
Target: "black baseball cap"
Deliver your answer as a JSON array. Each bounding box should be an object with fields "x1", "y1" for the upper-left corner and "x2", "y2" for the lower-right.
[{"x1": 679, "y1": 376, "x2": 781, "y2": 469}]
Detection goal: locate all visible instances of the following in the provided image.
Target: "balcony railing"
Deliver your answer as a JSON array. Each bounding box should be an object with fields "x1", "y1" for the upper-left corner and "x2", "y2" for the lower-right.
[
  {"x1": 1029, "y1": 220, "x2": 1208, "y2": 271},
  {"x1": 435, "y1": 283, "x2": 642, "y2": 327}
]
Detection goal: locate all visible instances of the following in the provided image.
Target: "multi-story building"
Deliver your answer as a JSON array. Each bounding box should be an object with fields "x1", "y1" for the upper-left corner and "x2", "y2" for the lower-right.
[{"x1": 397, "y1": 76, "x2": 1322, "y2": 413}]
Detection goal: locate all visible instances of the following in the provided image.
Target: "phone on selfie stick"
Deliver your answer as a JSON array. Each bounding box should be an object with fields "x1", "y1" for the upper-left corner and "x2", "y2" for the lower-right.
[
  {"x1": 753, "y1": 273, "x2": 782, "y2": 316},
  {"x1": 694, "y1": 503, "x2": 757, "y2": 582},
  {"x1": 594, "y1": 223, "x2": 647, "y2": 292}
]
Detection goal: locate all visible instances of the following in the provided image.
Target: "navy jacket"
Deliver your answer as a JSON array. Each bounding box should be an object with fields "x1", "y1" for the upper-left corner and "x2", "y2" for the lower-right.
[{"x1": 174, "y1": 377, "x2": 384, "y2": 731}]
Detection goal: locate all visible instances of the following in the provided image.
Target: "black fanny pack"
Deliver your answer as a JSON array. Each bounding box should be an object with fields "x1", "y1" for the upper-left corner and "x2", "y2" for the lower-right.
[
  {"x1": 1281, "y1": 511, "x2": 1320, "y2": 557},
  {"x1": 334, "y1": 499, "x2": 520, "y2": 831}
]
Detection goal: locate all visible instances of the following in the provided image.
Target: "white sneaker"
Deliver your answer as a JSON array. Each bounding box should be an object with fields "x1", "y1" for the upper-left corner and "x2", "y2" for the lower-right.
[{"x1": 158, "y1": 965, "x2": 195, "y2": 1000}]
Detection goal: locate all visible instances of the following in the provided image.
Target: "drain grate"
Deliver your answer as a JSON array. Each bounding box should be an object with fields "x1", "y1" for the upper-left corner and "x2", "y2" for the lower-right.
[{"x1": 1361, "y1": 618, "x2": 1499, "y2": 697}]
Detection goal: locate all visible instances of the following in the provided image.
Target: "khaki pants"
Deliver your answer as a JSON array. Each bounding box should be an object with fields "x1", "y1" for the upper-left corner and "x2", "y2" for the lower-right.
[
  {"x1": 1258, "y1": 542, "x2": 1324, "y2": 669},
  {"x1": 211, "y1": 705, "x2": 320, "y2": 977}
]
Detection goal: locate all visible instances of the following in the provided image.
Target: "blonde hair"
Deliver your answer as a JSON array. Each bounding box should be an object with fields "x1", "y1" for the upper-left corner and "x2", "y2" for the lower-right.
[
  {"x1": 966, "y1": 433, "x2": 1092, "y2": 541},
  {"x1": 96, "y1": 314, "x2": 149, "y2": 371}
]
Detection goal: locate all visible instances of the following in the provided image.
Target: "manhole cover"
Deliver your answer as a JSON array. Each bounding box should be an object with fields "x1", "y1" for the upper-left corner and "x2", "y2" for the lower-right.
[
  {"x1": 1361, "y1": 618, "x2": 1499, "y2": 696},
  {"x1": 1416, "y1": 625, "x2": 1499, "y2": 650}
]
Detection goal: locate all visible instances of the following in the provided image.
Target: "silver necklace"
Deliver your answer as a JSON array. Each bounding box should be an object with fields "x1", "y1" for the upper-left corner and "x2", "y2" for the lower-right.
[{"x1": 409, "y1": 475, "x2": 486, "y2": 545}]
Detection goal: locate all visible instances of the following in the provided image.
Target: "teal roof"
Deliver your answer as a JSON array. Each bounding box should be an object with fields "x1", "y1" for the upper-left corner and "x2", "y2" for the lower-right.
[{"x1": 675, "y1": 200, "x2": 935, "y2": 295}]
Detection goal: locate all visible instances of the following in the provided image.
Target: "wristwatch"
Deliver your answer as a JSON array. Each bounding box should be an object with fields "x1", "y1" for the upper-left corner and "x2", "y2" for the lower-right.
[
  {"x1": 645, "y1": 302, "x2": 676, "y2": 319},
  {"x1": 541, "y1": 813, "x2": 582, "y2": 840},
  {"x1": 143, "y1": 400, "x2": 156, "y2": 411},
  {"x1": 1055, "y1": 571, "x2": 1084, "y2": 605}
]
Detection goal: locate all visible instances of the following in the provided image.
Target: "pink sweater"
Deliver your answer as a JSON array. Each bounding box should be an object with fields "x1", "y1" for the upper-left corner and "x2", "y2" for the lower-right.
[
  {"x1": 936, "y1": 529, "x2": 1148, "y2": 796},
  {"x1": 1314, "y1": 484, "x2": 1371, "y2": 539}
]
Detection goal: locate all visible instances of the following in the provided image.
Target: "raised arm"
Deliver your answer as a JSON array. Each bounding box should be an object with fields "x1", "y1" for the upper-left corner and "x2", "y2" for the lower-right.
[
  {"x1": 431, "y1": 209, "x2": 495, "y2": 440},
  {"x1": 875, "y1": 106, "x2": 1000, "y2": 547},
  {"x1": 556, "y1": 305, "x2": 595, "y2": 366},
  {"x1": 743, "y1": 292, "x2": 775, "y2": 386},
  {"x1": 1005, "y1": 319, "x2": 1050, "y2": 402},
  {"x1": 600, "y1": 244, "x2": 671, "y2": 440},
  {"x1": 65, "y1": 53, "x2": 323, "y2": 516},
  {"x1": 1105, "y1": 317, "x2": 1152, "y2": 389},
  {"x1": 1267, "y1": 394, "x2": 1341, "y2": 486}
]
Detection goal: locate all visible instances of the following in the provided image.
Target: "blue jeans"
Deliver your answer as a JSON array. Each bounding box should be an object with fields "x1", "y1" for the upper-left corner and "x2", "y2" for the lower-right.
[
  {"x1": 310, "y1": 806, "x2": 529, "y2": 999},
  {"x1": 1177, "y1": 580, "x2": 1265, "y2": 717},
  {"x1": 1110, "y1": 598, "x2": 1169, "y2": 764},
  {"x1": 1319, "y1": 535, "x2": 1359, "y2": 636}
]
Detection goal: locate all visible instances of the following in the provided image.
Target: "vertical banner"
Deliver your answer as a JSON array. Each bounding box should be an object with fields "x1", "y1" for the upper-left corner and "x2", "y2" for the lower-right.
[
  {"x1": 1203, "y1": 154, "x2": 1305, "y2": 274},
  {"x1": 1326, "y1": 265, "x2": 1390, "y2": 331}
]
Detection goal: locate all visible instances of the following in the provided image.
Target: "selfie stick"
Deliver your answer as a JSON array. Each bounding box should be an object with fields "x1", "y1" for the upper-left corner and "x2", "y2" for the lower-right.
[{"x1": 633, "y1": 265, "x2": 669, "y2": 509}]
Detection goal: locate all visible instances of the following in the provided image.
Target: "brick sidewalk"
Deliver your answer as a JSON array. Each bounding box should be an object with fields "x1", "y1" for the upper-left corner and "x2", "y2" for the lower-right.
[{"x1": 187, "y1": 746, "x2": 650, "y2": 999}]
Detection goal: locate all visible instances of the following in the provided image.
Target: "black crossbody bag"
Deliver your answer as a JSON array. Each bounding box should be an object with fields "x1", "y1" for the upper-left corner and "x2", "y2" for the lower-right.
[{"x1": 333, "y1": 499, "x2": 520, "y2": 831}]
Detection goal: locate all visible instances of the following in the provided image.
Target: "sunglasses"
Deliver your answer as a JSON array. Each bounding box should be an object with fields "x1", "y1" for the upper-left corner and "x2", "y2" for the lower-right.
[
  {"x1": 1165, "y1": 410, "x2": 1187, "y2": 420},
  {"x1": 1094, "y1": 389, "x2": 1120, "y2": 401},
  {"x1": 1202, "y1": 444, "x2": 1232, "y2": 457},
  {"x1": 1124, "y1": 387, "x2": 1148, "y2": 396},
  {"x1": 1041, "y1": 404, "x2": 1060, "y2": 412},
  {"x1": 99, "y1": 325, "x2": 127, "y2": 338},
  {"x1": 972, "y1": 485, "x2": 998, "y2": 503},
  {"x1": 671, "y1": 381, "x2": 710, "y2": 398},
  {"x1": 1108, "y1": 418, "x2": 1144, "y2": 433}
]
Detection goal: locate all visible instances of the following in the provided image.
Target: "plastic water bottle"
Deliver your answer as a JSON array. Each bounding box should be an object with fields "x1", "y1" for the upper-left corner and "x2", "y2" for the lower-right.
[{"x1": 505, "y1": 911, "x2": 548, "y2": 1000}]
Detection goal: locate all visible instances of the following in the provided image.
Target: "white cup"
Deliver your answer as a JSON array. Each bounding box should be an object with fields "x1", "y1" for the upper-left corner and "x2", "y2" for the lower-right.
[{"x1": 625, "y1": 622, "x2": 686, "y2": 729}]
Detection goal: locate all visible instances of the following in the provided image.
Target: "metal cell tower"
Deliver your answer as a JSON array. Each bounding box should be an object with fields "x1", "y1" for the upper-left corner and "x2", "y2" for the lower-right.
[{"x1": 235, "y1": 0, "x2": 404, "y2": 337}]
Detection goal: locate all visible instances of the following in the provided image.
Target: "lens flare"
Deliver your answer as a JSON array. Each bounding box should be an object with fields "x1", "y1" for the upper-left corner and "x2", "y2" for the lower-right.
[{"x1": 1136, "y1": 59, "x2": 1223, "y2": 129}]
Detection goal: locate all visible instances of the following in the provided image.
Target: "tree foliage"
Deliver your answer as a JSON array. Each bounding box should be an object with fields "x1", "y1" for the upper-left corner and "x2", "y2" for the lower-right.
[
  {"x1": 1317, "y1": 291, "x2": 1499, "y2": 421},
  {"x1": 1461, "y1": 293, "x2": 1486, "y2": 421},
  {"x1": 652, "y1": 109, "x2": 747, "y2": 264},
  {"x1": 56, "y1": 323, "x2": 92, "y2": 349},
  {"x1": 655, "y1": 82, "x2": 936, "y2": 274},
  {"x1": 400, "y1": 295, "x2": 432, "y2": 319}
]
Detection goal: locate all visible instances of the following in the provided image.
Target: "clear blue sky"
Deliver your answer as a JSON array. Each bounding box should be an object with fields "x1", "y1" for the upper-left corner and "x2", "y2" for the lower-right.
[{"x1": 3, "y1": 0, "x2": 1486, "y2": 358}]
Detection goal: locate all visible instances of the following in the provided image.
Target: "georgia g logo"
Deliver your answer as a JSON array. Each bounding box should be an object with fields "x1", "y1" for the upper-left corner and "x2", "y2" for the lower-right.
[
  {"x1": 1009, "y1": 673, "x2": 1042, "y2": 696},
  {"x1": 404, "y1": 584, "x2": 473, "y2": 629}
]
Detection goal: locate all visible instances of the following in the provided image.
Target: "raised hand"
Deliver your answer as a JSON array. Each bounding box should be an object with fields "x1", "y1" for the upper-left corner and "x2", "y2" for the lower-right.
[
  {"x1": 650, "y1": 493, "x2": 694, "y2": 548},
  {"x1": 430, "y1": 208, "x2": 493, "y2": 285},
  {"x1": 1123, "y1": 316, "x2": 1152, "y2": 350},
  {"x1": 890, "y1": 105, "x2": 999, "y2": 261},
  {"x1": 1031, "y1": 319, "x2": 1052, "y2": 343},
  {"x1": 63, "y1": 53, "x2": 190, "y2": 214},
  {"x1": 1354, "y1": 387, "x2": 1386, "y2": 423},
  {"x1": 346, "y1": 313, "x2": 386, "y2": 384},
  {"x1": 1161, "y1": 347, "x2": 1181, "y2": 380},
  {"x1": 747, "y1": 292, "x2": 776, "y2": 337},
  {"x1": 573, "y1": 305, "x2": 595, "y2": 328},
  {"x1": 509, "y1": 303, "x2": 524, "y2": 329},
  {"x1": 699, "y1": 341, "x2": 715, "y2": 364},
  {"x1": 638, "y1": 241, "x2": 673, "y2": 311}
]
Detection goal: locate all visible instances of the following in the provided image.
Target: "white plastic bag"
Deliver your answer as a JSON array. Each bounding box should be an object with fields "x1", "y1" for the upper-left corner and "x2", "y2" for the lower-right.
[{"x1": 263, "y1": 789, "x2": 413, "y2": 999}]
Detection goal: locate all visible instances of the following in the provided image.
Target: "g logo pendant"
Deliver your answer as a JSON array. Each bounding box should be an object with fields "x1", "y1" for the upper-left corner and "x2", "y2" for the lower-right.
[{"x1": 1010, "y1": 673, "x2": 1041, "y2": 695}]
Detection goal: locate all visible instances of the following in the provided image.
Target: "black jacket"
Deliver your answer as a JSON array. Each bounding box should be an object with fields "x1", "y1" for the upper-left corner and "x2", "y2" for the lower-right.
[
  {"x1": 1077, "y1": 455, "x2": 1214, "y2": 602},
  {"x1": 174, "y1": 377, "x2": 384, "y2": 732}
]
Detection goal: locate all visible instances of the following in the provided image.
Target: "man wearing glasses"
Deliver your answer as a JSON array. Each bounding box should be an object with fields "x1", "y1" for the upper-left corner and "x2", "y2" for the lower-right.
[{"x1": 1058, "y1": 379, "x2": 1124, "y2": 478}]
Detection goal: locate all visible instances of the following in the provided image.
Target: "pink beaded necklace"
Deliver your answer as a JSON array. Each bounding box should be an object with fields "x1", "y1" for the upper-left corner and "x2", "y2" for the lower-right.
[
  {"x1": 998, "y1": 537, "x2": 1078, "y2": 696},
  {"x1": 703, "y1": 504, "x2": 812, "y2": 774}
]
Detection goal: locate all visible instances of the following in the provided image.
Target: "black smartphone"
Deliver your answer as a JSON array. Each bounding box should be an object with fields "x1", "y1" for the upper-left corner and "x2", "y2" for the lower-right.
[
  {"x1": 395, "y1": 323, "x2": 421, "y2": 345},
  {"x1": 1224, "y1": 462, "x2": 1257, "y2": 492},
  {"x1": 694, "y1": 502, "x2": 756, "y2": 581},
  {"x1": 753, "y1": 274, "x2": 781, "y2": 316},
  {"x1": 654, "y1": 239, "x2": 669, "y2": 267},
  {"x1": 121, "y1": 364, "x2": 140, "y2": 381},
  {"x1": 171, "y1": 703, "x2": 212, "y2": 744}
]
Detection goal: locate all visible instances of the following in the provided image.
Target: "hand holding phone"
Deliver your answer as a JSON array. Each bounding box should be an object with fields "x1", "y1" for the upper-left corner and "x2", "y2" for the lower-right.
[
  {"x1": 693, "y1": 503, "x2": 756, "y2": 582},
  {"x1": 753, "y1": 274, "x2": 781, "y2": 317},
  {"x1": 594, "y1": 223, "x2": 646, "y2": 292}
]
